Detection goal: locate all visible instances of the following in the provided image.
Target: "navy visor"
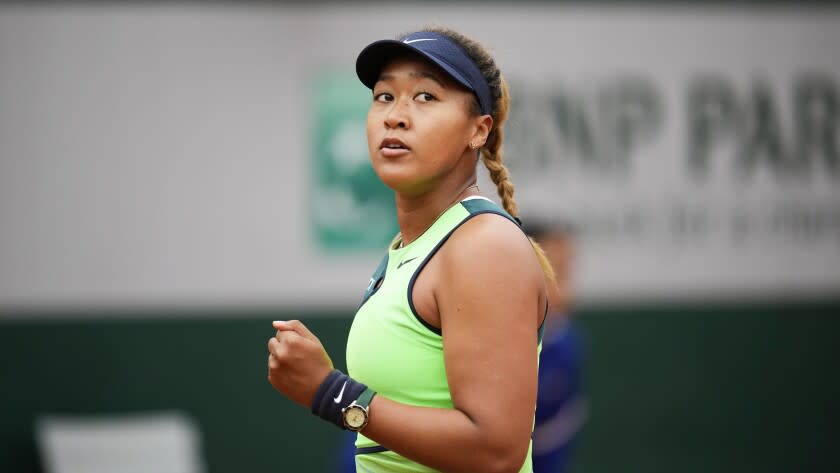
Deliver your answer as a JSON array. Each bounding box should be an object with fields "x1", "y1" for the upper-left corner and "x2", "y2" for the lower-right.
[{"x1": 356, "y1": 31, "x2": 493, "y2": 116}]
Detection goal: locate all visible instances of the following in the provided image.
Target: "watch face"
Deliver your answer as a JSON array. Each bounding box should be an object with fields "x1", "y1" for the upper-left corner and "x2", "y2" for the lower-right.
[{"x1": 344, "y1": 406, "x2": 367, "y2": 429}]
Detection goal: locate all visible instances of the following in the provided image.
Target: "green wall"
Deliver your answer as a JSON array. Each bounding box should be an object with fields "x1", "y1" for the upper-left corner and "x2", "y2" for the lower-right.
[{"x1": 1, "y1": 300, "x2": 838, "y2": 472}]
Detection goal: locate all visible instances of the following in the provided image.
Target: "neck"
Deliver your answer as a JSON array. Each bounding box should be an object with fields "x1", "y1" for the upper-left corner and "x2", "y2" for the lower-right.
[{"x1": 395, "y1": 180, "x2": 480, "y2": 247}]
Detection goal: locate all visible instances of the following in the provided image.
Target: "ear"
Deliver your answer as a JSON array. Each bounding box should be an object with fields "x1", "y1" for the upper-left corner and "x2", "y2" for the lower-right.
[{"x1": 468, "y1": 114, "x2": 493, "y2": 149}]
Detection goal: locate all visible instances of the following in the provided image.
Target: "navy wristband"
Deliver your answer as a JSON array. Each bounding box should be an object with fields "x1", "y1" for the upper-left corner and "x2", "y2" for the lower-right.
[{"x1": 311, "y1": 370, "x2": 368, "y2": 429}]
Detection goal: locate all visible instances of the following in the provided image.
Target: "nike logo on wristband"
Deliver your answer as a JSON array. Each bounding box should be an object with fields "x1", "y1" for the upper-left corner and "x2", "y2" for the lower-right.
[{"x1": 333, "y1": 381, "x2": 348, "y2": 404}]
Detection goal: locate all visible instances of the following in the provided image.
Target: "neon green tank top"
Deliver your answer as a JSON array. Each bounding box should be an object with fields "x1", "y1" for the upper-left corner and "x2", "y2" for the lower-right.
[{"x1": 346, "y1": 196, "x2": 541, "y2": 473}]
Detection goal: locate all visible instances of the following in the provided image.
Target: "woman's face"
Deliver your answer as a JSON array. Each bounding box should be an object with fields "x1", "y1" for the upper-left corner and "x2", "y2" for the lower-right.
[{"x1": 366, "y1": 55, "x2": 488, "y2": 196}]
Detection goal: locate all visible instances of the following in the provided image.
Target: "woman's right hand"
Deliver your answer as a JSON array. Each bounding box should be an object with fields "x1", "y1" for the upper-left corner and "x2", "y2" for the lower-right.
[{"x1": 267, "y1": 320, "x2": 334, "y2": 408}]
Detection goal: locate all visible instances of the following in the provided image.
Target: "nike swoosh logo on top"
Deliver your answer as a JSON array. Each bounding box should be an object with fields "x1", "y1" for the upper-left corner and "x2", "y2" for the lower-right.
[
  {"x1": 397, "y1": 257, "x2": 418, "y2": 269},
  {"x1": 334, "y1": 381, "x2": 348, "y2": 404},
  {"x1": 403, "y1": 38, "x2": 437, "y2": 44}
]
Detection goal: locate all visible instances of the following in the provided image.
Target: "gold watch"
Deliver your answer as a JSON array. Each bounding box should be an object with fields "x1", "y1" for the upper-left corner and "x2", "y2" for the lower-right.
[{"x1": 342, "y1": 388, "x2": 375, "y2": 431}]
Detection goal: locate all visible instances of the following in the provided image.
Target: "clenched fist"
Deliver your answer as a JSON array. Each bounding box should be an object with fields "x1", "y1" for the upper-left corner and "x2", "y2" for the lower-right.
[{"x1": 267, "y1": 320, "x2": 334, "y2": 407}]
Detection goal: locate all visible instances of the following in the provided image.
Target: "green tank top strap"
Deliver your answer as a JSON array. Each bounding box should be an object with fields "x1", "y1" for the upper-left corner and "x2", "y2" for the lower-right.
[
  {"x1": 358, "y1": 253, "x2": 389, "y2": 310},
  {"x1": 459, "y1": 196, "x2": 521, "y2": 227}
]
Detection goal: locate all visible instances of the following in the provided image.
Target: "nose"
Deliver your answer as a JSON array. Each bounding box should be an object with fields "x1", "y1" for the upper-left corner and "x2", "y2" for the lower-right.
[{"x1": 384, "y1": 99, "x2": 410, "y2": 130}]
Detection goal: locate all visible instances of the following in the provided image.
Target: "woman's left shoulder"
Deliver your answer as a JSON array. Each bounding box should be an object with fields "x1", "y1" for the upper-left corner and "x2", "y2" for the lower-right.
[{"x1": 442, "y1": 212, "x2": 540, "y2": 279}]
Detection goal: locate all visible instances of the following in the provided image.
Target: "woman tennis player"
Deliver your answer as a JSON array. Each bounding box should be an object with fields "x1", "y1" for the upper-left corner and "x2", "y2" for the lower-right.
[{"x1": 268, "y1": 27, "x2": 554, "y2": 473}]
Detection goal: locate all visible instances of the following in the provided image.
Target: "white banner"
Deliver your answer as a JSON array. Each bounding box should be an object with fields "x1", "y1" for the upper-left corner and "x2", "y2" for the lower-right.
[{"x1": 504, "y1": 67, "x2": 840, "y2": 300}]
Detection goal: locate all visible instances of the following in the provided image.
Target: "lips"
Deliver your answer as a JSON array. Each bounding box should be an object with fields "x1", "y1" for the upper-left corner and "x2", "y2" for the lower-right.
[
  {"x1": 379, "y1": 137, "x2": 411, "y2": 158},
  {"x1": 380, "y1": 137, "x2": 410, "y2": 151}
]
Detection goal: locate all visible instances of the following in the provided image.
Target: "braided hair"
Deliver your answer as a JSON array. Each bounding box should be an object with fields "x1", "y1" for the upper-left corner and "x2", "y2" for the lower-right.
[{"x1": 421, "y1": 26, "x2": 557, "y2": 285}]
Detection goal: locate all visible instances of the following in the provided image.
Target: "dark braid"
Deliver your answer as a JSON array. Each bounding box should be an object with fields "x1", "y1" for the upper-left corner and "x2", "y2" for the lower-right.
[{"x1": 419, "y1": 26, "x2": 556, "y2": 284}]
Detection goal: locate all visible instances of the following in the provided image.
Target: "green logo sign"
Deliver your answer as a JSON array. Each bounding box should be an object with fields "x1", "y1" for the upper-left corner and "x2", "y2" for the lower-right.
[{"x1": 311, "y1": 71, "x2": 397, "y2": 251}]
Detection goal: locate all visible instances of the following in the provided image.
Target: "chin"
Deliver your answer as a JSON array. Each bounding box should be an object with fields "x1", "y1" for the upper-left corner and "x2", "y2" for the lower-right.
[
  {"x1": 370, "y1": 155, "x2": 409, "y2": 186},
  {"x1": 373, "y1": 168, "x2": 432, "y2": 197},
  {"x1": 375, "y1": 170, "x2": 417, "y2": 193}
]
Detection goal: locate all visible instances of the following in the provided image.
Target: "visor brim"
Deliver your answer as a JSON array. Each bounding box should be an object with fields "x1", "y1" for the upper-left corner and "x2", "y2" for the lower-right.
[{"x1": 355, "y1": 39, "x2": 476, "y2": 96}]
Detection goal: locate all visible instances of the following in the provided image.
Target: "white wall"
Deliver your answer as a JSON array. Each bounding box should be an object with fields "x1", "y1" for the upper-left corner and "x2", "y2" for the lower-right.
[{"x1": 1, "y1": 4, "x2": 838, "y2": 311}]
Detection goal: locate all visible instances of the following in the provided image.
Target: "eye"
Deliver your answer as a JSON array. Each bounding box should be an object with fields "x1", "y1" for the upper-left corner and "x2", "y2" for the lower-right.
[
  {"x1": 374, "y1": 92, "x2": 393, "y2": 103},
  {"x1": 415, "y1": 92, "x2": 436, "y2": 103}
]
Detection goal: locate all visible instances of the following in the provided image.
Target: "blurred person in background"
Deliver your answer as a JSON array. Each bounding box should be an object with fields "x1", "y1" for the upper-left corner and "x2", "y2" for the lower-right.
[
  {"x1": 267, "y1": 27, "x2": 557, "y2": 472},
  {"x1": 526, "y1": 221, "x2": 587, "y2": 473}
]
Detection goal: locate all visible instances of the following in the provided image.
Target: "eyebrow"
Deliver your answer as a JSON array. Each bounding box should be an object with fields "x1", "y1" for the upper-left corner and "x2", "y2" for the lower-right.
[{"x1": 377, "y1": 70, "x2": 446, "y2": 88}]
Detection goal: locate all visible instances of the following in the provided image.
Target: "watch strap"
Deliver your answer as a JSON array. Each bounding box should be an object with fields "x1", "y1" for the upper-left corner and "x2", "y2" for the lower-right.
[{"x1": 356, "y1": 387, "x2": 376, "y2": 408}]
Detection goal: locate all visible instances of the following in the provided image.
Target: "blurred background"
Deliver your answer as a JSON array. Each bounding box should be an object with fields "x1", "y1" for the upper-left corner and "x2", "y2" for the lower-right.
[{"x1": 1, "y1": 1, "x2": 838, "y2": 472}]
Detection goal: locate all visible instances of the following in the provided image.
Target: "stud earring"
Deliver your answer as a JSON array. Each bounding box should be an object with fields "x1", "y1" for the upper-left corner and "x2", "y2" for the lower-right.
[{"x1": 469, "y1": 141, "x2": 481, "y2": 150}]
